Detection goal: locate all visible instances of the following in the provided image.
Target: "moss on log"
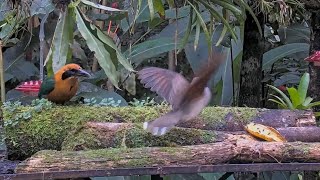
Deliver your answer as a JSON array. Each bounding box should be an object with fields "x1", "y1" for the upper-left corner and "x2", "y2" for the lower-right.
[
  {"x1": 62, "y1": 122, "x2": 320, "y2": 151},
  {"x1": 61, "y1": 122, "x2": 257, "y2": 151},
  {"x1": 3, "y1": 105, "x2": 315, "y2": 160},
  {"x1": 15, "y1": 140, "x2": 320, "y2": 173}
]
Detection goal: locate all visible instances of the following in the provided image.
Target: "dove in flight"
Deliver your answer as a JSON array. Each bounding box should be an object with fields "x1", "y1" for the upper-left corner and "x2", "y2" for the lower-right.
[{"x1": 137, "y1": 51, "x2": 226, "y2": 136}]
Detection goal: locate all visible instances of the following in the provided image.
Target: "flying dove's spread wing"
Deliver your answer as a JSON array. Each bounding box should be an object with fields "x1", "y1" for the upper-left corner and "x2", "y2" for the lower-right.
[
  {"x1": 137, "y1": 67, "x2": 190, "y2": 110},
  {"x1": 139, "y1": 50, "x2": 226, "y2": 136}
]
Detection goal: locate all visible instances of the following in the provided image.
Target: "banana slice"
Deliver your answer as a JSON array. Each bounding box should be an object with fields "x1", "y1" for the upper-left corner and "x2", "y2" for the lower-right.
[{"x1": 244, "y1": 122, "x2": 287, "y2": 142}]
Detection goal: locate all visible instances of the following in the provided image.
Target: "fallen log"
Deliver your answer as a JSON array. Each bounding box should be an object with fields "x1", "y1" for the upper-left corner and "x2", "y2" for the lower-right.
[
  {"x1": 3, "y1": 106, "x2": 315, "y2": 160},
  {"x1": 62, "y1": 122, "x2": 320, "y2": 151},
  {"x1": 15, "y1": 140, "x2": 320, "y2": 173},
  {"x1": 61, "y1": 122, "x2": 254, "y2": 151}
]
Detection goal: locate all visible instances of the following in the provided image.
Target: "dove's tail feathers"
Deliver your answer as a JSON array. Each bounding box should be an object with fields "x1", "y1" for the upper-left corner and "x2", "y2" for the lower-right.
[
  {"x1": 143, "y1": 111, "x2": 181, "y2": 136},
  {"x1": 143, "y1": 121, "x2": 173, "y2": 136}
]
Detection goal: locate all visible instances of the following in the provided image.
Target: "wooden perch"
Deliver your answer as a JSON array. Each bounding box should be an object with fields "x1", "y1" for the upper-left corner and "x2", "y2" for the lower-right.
[
  {"x1": 3, "y1": 106, "x2": 316, "y2": 159},
  {"x1": 15, "y1": 140, "x2": 320, "y2": 173},
  {"x1": 62, "y1": 122, "x2": 320, "y2": 151}
]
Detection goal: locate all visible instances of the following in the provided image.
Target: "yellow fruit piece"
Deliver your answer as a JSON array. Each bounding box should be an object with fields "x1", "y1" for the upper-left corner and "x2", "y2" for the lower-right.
[{"x1": 244, "y1": 122, "x2": 287, "y2": 142}]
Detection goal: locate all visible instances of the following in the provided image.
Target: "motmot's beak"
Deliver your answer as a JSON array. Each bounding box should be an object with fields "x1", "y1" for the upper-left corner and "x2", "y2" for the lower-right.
[{"x1": 75, "y1": 69, "x2": 91, "y2": 77}]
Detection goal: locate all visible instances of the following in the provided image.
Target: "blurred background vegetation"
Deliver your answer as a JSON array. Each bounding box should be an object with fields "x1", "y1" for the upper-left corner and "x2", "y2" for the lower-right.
[{"x1": 0, "y1": 0, "x2": 312, "y2": 109}]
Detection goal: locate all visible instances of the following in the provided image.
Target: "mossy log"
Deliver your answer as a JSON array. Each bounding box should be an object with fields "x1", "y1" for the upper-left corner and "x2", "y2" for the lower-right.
[
  {"x1": 3, "y1": 106, "x2": 316, "y2": 160},
  {"x1": 15, "y1": 140, "x2": 320, "y2": 173},
  {"x1": 61, "y1": 122, "x2": 255, "y2": 151},
  {"x1": 62, "y1": 122, "x2": 320, "y2": 151}
]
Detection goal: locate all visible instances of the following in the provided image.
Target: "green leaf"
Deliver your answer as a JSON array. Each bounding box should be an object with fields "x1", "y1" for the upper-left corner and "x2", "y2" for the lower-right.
[
  {"x1": 268, "y1": 99, "x2": 287, "y2": 109},
  {"x1": 313, "y1": 112, "x2": 320, "y2": 117},
  {"x1": 297, "y1": 72, "x2": 309, "y2": 103},
  {"x1": 269, "y1": 94, "x2": 287, "y2": 108},
  {"x1": 194, "y1": 20, "x2": 201, "y2": 50},
  {"x1": 30, "y1": 0, "x2": 55, "y2": 16},
  {"x1": 147, "y1": 0, "x2": 155, "y2": 21},
  {"x1": 302, "y1": 97, "x2": 313, "y2": 107},
  {"x1": 177, "y1": 8, "x2": 193, "y2": 53},
  {"x1": 81, "y1": 0, "x2": 127, "y2": 12},
  {"x1": 77, "y1": 82, "x2": 128, "y2": 106},
  {"x1": 307, "y1": 101, "x2": 320, "y2": 109},
  {"x1": 197, "y1": 0, "x2": 237, "y2": 41},
  {"x1": 45, "y1": 7, "x2": 75, "y2": 73},
  {"x1": 124, "y1": 38, "x2": 180, "y2": 66},
  {"x1": 216, "y1": 23, "x2": 228, "y2": 46},
  {"x1": 166, "y1": 0, "x2": 174, "y2": 7},
  {"x1": 154, "y1": 0, "x2": 165, "y2": 18},
  {"x1": 188, "y1": 1, "x2": 211, "y2": 52},
  {"x1": 286, "y1": 87, "x2": 300, "y2": 108},
  {"x1": 267, "y1": 84, "x2": 293, "y2": 109},
  {"x1": 91, "y1": 21, "x2": 134, "y2": 72},
  {"x1": 263, "y1": 43, "x2": 310, "y2": 70},
  {"x1": 75, "y1": 8, "x2": 119, "y2": 89}
]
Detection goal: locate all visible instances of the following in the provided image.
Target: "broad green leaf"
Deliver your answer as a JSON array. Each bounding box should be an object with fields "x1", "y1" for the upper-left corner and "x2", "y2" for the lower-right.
[
  {"x1": 267, "y1": 84, "x2": 293, "y2": 109},
  {"x1": 75, "y1": 8, "x2": 119, "y2": 88},
  {"x1": 273, "y1": 73, "x2": 301, "y2": 87},
  {"x1": 120, "y1": 0, "x2": 148, "y2": 33},
  {"x1": 45, "y1": 7, "x2": 75, "y2": 73},
  {"x1": 297, "y1": 72, "x2": 309, "y2": 103},
  {"x1": 30, "y1": 0, "x2": 55, "y2": 16},
  {"x1": 124, "y1": 38, "x2": 180, "y2": 66},
  {"x1": 77, "y1": 82, "x2": 128, "y2": 106},
  {"x1": 81, "y1": 0, "x2": 127, "y2": 12},
  {"x1": 0, "y1": 0, "x2": 11, "y2": 21},
  {"x1": 165, "y1": 6, "x2": 191, "y2": 19},
  {"x1": 278, "y1": 23, "x2": 310, "y2": 44},
  {"x1": 263, "y1": 43, "x2": 310, "y2": 70},
  {"x1": 219, "y1": 48, "x2": 233, "y2": 105},
  {"x1": 3, "y1": 30, "x2": 40, "y2": 81},
  {"x1": 177, "y1": 8, "x2": 193, "y2": 53},
  {"x1": 154, "y1": 0, "x2": 165, "y2": 18},
  {"x1": 147, "y1": 0, "x2": 155, "y2": 21},
  {"x1": 302, "y1": 97, "x2": 313, "y2": 107},
  {"x1": 286, "y1": 87, "x2": 300, "y2": 108},
  {"x1": 0, "y1": 22, "x2": 14, "y2": 39},
  {"x1": 4, "y1": 73, "x2": 14, "y2": 82}
]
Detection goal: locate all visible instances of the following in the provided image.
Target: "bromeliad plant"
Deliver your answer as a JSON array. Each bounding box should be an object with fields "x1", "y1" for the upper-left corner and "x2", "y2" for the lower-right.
[{"x1": 268, "y1": 73, "x2": 320, "y2": 114}]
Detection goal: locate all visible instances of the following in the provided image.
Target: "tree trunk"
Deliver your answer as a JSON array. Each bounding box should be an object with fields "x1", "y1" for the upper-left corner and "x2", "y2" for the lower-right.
[
  {"x1": 0, "y1": 107, "x2": 6, "y2": 161},
  {"x1": 61, "y1": 122, "x2": 320, "y2": 151},
  {"x1": 15, "y1": 140, "x2": 320, "y2": 173},
  {"x1": 308, "y1": 10, "x2": 320, "y2": 114},
  {"x1": 238, "y1": 12, "x2": 264, "y2": 107}
]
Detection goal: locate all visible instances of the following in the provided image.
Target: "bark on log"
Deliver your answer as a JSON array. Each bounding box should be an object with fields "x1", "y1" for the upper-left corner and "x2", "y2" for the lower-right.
[
  {"x1": 62, "y1": 122, "x2": 320, "y2": 151},
  {"x1": 15, "y1": 140, "x2": 320, "y2": 173},
  {"x1": 4, "y1": 106, "x2": 315, "y2": 160}
]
